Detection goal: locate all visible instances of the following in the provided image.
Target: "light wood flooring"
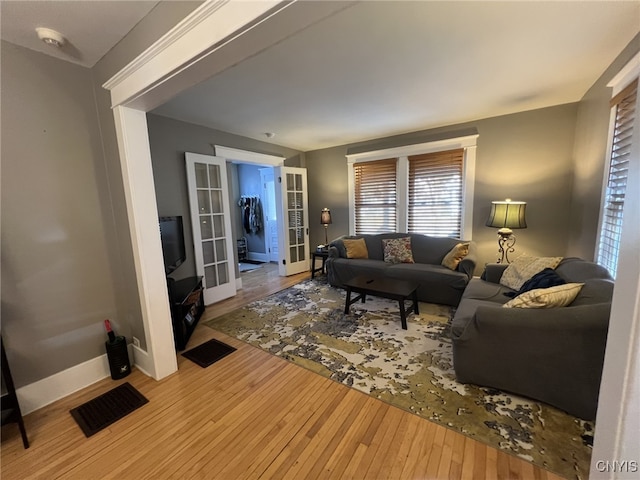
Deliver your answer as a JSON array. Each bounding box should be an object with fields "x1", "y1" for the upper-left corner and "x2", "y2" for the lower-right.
[{"x1": 1, "y1": 264, "x2": 566, "y2": 479}]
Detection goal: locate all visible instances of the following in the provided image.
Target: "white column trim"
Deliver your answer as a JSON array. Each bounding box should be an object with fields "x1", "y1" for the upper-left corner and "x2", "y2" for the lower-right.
[{"x1": 112, "y1": 106, "x2": 177, "y2": 380}]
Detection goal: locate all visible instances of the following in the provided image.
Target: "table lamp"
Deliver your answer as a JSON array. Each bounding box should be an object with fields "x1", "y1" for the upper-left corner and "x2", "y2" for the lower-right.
[
  {"x1": 320, "y1": 208, "x2": 332, "y2": 247},
  {"x1": 486, "y1": 199, "x2": 527, "y2": 263}
]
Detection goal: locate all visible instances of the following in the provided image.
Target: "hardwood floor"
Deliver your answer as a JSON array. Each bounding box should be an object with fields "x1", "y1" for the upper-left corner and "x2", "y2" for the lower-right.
[{"x1": 1, "y1": 264, "x2": 566, "y2": 479}]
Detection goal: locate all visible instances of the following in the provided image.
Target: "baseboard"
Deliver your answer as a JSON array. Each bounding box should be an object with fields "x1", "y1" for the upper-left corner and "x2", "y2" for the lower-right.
[
  {"x1": 16, "y1": 344, "x2": 144, "y2": 415},
  {"x1": 131, "y1": 343, "x2": 153, "y2": 378},
  {"x1": 247, "y1": 252, "x2": 269, "y2": 263}
]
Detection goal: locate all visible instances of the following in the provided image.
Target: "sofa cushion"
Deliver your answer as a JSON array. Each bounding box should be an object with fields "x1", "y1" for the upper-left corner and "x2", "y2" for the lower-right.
[
  {"x1": 382, "y1": 237, "x2": 414, "y2": 264},
  {"x1": 451, "y1": 299, "x2": 502, "y2": 337},
  {"x1": 504, "y1": 268, "x2": 566, "y2": 298},
  {"x1": 570, "y1": 278, "x2": 615, "y2": 306},
  {"x1": 387, "y1": 263, "x2": 468, "y2": 289},
  {"x1": 441, "y1": 242, "x2": 470, "y2": 270},
  {"x1": 500, "y1": 254, "x2": 563, "y2": 290},
  {"x1": 461, "y1": 277, "x2": 512, "y2": 303},
  {"x1": 343, "y1": 238, "x2": 369, "y2": 259},
  {"x1": 503, "y1": 283, "x2": 584, "y2": 309},
  {"x1": 555, "y1": 257, "x2": 613, "y2": 282}
]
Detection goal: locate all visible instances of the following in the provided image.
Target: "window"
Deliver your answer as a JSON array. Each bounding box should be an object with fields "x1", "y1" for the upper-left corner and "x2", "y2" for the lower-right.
[
  {"x1": 408, "y1": 149, "x2": 464, "y2": 237},
  {"x1": 347, "y1": 134, "x2": 477, "y2": 238},
  {"x1": 596, "y1": 78, "x2": 637, "y2": 278},
  {"x1": 353, "y1": 158, "x2": 397, "y2": 234}
]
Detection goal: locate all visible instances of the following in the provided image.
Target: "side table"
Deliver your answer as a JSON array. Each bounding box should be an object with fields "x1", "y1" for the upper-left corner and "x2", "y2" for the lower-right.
[{"x1": 311, "y1": 250, "x2": 329, "y2": 279}]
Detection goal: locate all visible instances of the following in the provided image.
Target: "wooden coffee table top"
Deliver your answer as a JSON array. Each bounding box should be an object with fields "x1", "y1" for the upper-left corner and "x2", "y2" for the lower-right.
[{"x1": 344, "y1": 275, "x2": 418, "y2": 297}]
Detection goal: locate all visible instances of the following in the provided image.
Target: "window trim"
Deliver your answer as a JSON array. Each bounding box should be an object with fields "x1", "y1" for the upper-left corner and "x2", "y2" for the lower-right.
[
  {"x1": 595, "y1": 52, "x2": 639, "y2": 277},
  {"x1": 346, "y1": 134, "x2": 478, "y2": 239}
]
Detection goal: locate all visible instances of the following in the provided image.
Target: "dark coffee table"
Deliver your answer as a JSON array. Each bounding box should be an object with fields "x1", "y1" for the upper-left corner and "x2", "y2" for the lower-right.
[{"x1": 343, "y1": 276, "x2": 419, "y2": 329}]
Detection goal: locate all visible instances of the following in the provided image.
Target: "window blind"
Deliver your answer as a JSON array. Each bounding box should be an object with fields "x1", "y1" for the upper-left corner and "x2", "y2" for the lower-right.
[
  {"x1": 354, "y1": 158, "x2": 397, "y2": 234},
  {"x1": 408, "y1": 149, "x2": 464, "y2": 238},
  {"x1": 597, "y1": 78, "x2": 637, "y2": 278}
]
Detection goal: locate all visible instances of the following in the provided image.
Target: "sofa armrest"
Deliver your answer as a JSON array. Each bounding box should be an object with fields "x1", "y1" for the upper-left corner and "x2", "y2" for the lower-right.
[
  {"x1": 457, "y1": 242, "x2": 478, "y2": 279},
  {"x1": 327, "y1": 245, "x2": 340, "y2": 259},
  {"x1": 481, "y1": 263, "x2": 508, "y2": 283},
  {"x1": 453, "y1": 302, "x2": 611, "y2": 419}
]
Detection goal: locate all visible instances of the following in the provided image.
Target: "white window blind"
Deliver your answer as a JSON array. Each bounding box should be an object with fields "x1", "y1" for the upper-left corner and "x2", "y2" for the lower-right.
[
  {"x1": 597, "y1": 78, "x2": 637, "y2": 278},
  {"x1": 354, "y1": 158, "x2": 397, "y2": 234},
  {"x1": 408, "y1": 149, "x2": 464, "y2": 238}
]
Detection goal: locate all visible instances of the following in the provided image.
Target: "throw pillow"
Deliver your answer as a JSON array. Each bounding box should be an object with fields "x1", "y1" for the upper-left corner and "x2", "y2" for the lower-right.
[
  {"x1": 382, "y1": 237, "x2": 415, "y2": 264},
  {"x1": 504, "y1": 267, "x2": 566, "y2": 298},
  {"x1": 500, "y1": 254, "x2": 563, "y2": 291},
  {"x1": 441, "y1": 242, "x2": 470, "y2": 270},
  {"x1": 342, "y1": 238, "x2": 369, "y2": 259},
  {"x1": 503, "y1": 283, "x2": 584, "y2": 309}
]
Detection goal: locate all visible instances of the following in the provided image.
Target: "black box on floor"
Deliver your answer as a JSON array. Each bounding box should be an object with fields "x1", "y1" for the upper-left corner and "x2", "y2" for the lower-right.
[{"x1": 105, "y1": 336, "x2": 131, "y2": 380}]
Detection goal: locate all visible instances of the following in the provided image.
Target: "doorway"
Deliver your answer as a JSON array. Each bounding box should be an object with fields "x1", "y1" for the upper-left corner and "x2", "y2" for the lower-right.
[{"x1": 260, "y1": 168, "x2": 279, "y2": 263}]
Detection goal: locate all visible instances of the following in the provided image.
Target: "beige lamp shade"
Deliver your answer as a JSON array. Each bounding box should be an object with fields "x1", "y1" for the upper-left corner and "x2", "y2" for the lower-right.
[{"x1": 486, "y1": 199, "x2": 527, "y2": 231}]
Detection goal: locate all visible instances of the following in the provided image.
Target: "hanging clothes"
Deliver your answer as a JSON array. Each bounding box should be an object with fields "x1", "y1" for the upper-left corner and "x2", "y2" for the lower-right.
[{"x1": 238, "y1": 196, "x2": 262, "y2": 234}]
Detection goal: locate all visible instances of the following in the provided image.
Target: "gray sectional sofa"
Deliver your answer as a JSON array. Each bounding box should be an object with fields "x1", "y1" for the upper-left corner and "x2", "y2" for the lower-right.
[
  {"x1": 451, "y1": 257, "x2": 614, "y2": 420},
  {"x1": 326, "y1": 233, "x2": 477, "y2": 306}
]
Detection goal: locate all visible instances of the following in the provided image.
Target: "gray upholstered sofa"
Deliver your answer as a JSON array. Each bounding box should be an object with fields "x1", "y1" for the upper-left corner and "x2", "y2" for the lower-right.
[
  {"x1": 451, "y1": 257, "x2": 614, "y2": 420},
  {"x1": 326, "y1": 233, "x2": 477, "y2": 306}
]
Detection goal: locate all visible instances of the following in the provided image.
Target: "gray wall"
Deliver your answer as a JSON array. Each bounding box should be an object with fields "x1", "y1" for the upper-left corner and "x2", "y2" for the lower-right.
[
  {"x1": 146, "y1": 114, "x2": 302, "y2": 280},
  {"x1": 0, "y1": 42, "x2": 118, "y2": 384},
  {"x1": 568, "y1": 32, "x2": 640, "y2": 260},
  {"x1": 306, "y1": 103, "x2": 579, "y2": 272},
  {"x1": 0, "y1": 2, "x2": 202, "y2": 385}
]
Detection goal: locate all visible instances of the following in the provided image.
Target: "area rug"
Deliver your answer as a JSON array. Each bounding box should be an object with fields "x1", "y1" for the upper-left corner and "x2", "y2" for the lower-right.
[
  {"x1": 239, "y1": 262, "x2": 262, "y2": 272},
  {"x1": 204, "y1": 279, "x2": 593, "y2": 479}
]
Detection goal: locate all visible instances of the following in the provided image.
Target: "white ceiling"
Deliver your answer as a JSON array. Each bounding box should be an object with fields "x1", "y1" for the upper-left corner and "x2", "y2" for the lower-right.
[
  {"x1": 153, "y1": 1, "x2": 640, "y2": 151},
  {"x1": 1, "y1": 1, "x2": 639, "y2": 151},
  {"x1": 0, "y1": 1, "x2": 160, "y2": 67}
]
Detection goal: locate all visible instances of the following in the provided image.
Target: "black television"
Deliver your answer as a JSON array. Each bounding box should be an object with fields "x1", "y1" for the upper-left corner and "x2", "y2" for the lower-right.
[{"x1": 159, "y1": 216, "x2": 186, "y2": 275}]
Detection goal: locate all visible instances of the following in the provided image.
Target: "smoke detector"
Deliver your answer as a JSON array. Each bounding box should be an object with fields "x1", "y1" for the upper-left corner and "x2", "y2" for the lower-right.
[{"x1": 36, "y1": 28, "x2": 66, "y2": 48}]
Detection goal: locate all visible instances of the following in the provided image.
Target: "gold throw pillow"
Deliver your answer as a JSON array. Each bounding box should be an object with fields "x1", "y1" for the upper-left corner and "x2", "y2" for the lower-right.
[
  {"x1": 343, "y1": 238, "x2": 369, "y2": 259},
  {"x1": 441, "y1": 242, "x2": 470, "y2": 270}
]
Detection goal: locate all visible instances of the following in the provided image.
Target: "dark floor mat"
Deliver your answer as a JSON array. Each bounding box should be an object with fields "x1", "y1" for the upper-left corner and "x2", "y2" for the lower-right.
[
  {"x1": 70, "y1": 382, "x2": 148, "y2": 437},
  {"x1": 182, "y1": 338, "x2": 236, "y2": 368}
]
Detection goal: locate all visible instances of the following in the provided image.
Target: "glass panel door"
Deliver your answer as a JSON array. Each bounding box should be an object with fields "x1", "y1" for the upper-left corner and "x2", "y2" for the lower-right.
[
  {"x1": 275, "y1": 166, "x2": 309, "y2": 276},
  {"x1": 186, "y1": 153, "x2": 236, "y2": 304}
]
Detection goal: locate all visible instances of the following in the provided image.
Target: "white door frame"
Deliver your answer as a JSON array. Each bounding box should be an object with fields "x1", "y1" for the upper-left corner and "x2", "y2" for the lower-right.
[{"x1": 102, "y1": 0, "x2": 637, "y2": 465}]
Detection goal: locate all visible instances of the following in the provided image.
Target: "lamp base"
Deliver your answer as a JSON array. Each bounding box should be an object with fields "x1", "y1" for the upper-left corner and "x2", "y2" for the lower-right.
[{"x1": 496, "y1": 231, "x2": 517, "y2": 264}]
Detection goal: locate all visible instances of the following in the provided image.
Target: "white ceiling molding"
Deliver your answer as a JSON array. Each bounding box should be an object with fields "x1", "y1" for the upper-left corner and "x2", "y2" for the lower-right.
[{"x1": 214, "y1": 145, "x2": 285, "y2": 166}]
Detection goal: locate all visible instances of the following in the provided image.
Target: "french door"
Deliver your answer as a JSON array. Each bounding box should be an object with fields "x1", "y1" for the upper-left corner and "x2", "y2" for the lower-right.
[
  {"x1": 260, "y1": 168, "x2": 279, "y2": 262},
  {"x1": 275, "y1": 166, "x2": 310, "y2": 276},
  {"x1": 185, "y1": 153, "x2": 236, "y2": 304}
]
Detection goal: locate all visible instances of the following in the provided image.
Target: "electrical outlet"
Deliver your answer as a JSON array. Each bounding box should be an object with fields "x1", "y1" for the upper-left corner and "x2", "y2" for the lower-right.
[{"x1": 132, "y1": 336, "x2": 141, "y2": 348}]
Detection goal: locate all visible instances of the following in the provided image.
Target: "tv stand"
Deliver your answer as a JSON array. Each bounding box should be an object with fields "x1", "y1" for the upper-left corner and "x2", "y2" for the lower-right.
[{"x1": 167, "y1": 276, "x2": 204, "y2": 351}]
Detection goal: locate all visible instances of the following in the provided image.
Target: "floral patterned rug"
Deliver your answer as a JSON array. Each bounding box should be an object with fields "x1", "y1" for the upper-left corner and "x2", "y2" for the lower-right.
[{"x1": 204, "y1": 279, "x2": 593, "y2": 479}]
